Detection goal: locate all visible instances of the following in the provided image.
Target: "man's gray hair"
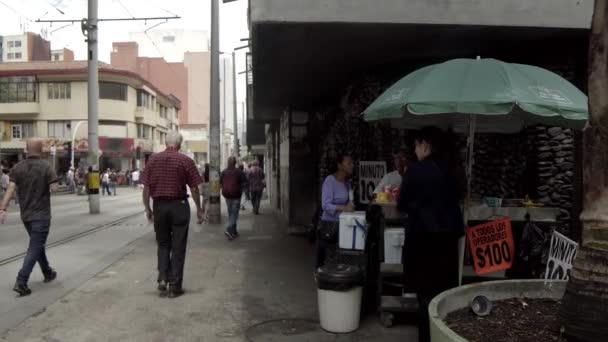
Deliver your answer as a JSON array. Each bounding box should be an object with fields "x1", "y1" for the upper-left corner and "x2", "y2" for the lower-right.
[{"x1": 166, "y1": 131, "x2": 183, "y2": 147}]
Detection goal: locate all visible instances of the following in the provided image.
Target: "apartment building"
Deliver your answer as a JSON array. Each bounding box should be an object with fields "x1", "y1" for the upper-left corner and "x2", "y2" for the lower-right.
[
  {"x1": 0, "y1": 61, "x2": 180, "y2": 173},
  {"x1": 111, "y1": 41, "x2": 210, "y2": 163},
  {"x1": 0, "y1": 32, "x2": 51, "y2": 63},
  {"x1": 51, "y1": 48, "x2": 75, "y2": 62}
]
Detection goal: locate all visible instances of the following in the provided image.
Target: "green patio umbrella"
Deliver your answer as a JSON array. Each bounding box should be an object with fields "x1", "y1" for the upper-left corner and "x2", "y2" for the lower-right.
[
  {"x1": 363, "y1": 58, "x2": 588, "y2": 133},
  {"x1": 363, "y1": 58, "x2": 588, "y2": 284}
]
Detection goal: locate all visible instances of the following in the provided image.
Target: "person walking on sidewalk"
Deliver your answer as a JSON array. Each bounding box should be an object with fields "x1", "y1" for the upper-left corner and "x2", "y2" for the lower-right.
[
  {"x1": 247, "y1": 159, "x2": 266, "y2": 215},
  {"x1": 220, "y1": 156, "x2": 247, "y2": 240},
  {"x1": 141, "y1": 131, "x2": 203, "y2": 298},
  {"x1": 0, "y1": 138, "x2": 59, "y2": 296}
]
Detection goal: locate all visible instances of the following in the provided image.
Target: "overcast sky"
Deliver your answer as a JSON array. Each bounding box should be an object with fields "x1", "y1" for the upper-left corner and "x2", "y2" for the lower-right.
[{"x1": 0, "y1": 0, "x2": 250, "y2": 123}]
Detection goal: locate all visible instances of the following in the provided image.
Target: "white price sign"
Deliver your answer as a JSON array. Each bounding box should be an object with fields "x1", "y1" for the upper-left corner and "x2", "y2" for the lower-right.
[
  {"x1": 358, "y1": 161, "x2": 386, "y2": 204},
  {"x1": 544, "y1": 231, "x2": 578, "y2": 281}
]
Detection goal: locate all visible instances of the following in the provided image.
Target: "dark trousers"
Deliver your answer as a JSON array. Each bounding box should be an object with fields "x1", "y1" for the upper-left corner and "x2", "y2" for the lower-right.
[
  {"x1": 403, "y1": 232, "x2": 460, "y2": 342},
  {"x1": 250, "y1": 190, "x2": 263, "y2": 214},
  {"x1": 153, "y1": 200, "x2": 190, "y2": 288},
  {"x1": 102, "y1": 181, "x2": 111, "y2": 195},
  {"x1": 17, "y1": 220, "x2": 53, "y2": 285}
]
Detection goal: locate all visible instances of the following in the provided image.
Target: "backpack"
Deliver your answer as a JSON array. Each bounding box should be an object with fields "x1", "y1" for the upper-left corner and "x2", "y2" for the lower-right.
[{"x1": 222, "y1": 169, "x2": 241, "y2": 198}]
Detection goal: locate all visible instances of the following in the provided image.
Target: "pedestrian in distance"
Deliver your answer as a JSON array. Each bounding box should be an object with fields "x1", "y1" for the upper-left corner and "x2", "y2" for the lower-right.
[
  {"x1": 0, "y1": 138, "x2": 59, "y2": 296},
  {"x1": 132, "y1": 169, "x2": 140, "y2": 188},
  {"x1": 101, "y1": 169, "x2": 111, "y2": 196},
  {"x1": 198, "y1": 163, "x2": 211, "y2": 224},
  {"x1": 109, "y1": 170, "x2": 118, "y2": 196},
  {"x1": 247, "y1": 159, "x2": 266, "y2": 215},
  {"x1": 67, "y1": 167, "x2": 75, "y2": 193},
  {"x1": 238, "y1": 163, "x2": 249, "y2": 211},
  {"x1": 220, "y1": 156, "x2": 248, "y2": 240},
  {"x1": 0, "y1": 168, "x2": 9, "y2": 199},
  {"x1": 141, "y1": 131, "x2": 204, "y2": 298}
]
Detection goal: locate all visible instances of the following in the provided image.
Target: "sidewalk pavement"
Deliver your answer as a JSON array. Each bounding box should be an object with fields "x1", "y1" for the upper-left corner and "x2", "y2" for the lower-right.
[{"x1": 1, "y1": 202, "x2": 417, "y2": 342}]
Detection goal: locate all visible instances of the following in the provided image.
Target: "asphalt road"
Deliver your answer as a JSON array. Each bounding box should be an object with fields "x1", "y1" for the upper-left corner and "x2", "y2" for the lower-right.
[{"x1": 0, "y1": 188, "x2": 144, "y2": 262}]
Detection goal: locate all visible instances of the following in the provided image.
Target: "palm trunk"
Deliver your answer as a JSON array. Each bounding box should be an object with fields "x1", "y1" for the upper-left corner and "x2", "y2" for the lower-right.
[{"x1": 560, "y1": 1, "x2": 608, "y2": 341}]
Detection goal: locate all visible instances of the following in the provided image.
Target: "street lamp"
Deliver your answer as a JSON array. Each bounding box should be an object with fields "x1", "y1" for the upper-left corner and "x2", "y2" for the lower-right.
[{"x1": 70, "y1": 120, "x2": 86, "y2": 168}]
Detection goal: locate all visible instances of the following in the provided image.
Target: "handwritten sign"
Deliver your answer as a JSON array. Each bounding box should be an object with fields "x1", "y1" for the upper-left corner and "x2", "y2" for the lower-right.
[
  {"x1": 467, "y1": 218, "x2": 515, "y2": 275},
  {"x1": 358, "y1": 161, "x2": 386, "y2": 204},
  {"x1": 544, "y1": 231, "x2": 578, "y2": 281}
]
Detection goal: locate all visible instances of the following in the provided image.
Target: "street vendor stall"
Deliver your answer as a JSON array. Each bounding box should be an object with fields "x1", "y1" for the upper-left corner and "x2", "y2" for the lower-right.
[{"x1": 360, "y1": 57, "x2": 588, "y2": 327}]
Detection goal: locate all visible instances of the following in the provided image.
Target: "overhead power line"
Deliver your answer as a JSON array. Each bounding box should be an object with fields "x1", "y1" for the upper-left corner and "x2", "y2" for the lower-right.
[{"x1": 36, "y1": 16, "x2": 180, "y2": 24}]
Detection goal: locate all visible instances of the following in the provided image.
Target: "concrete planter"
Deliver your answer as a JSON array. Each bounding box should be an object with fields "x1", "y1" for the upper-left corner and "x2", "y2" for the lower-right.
[{"x1": 429, "y1": 279, "x2": 567, "y2": 342}]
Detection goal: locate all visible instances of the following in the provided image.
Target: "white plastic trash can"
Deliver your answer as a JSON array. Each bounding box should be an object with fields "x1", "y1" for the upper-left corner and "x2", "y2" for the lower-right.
[{"x1": 316, "y1": 264, "x2": 363, "y2": 333}]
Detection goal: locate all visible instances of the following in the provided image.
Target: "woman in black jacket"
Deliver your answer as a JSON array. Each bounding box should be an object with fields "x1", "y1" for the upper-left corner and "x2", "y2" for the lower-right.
[{"x1": 397, "y1": 127, "x2": 464, "y2": 342}]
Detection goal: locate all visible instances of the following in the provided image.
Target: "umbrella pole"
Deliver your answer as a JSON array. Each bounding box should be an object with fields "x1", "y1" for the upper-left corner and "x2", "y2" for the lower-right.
[{"x1": 459, "y1": 114, "x2": 477, "y2": 286}]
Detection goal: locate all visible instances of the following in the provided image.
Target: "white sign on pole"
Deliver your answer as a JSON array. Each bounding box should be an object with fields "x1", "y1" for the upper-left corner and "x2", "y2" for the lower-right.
[
  {"x1": 50, "y1": 146, "x2": 57, "y2": 156},
  {"x1": 544, "y1": 231, "x2": 578, "y2": 281},
  {"x1": 358, "y1": 161, "x2": 386, "y2": 204}
]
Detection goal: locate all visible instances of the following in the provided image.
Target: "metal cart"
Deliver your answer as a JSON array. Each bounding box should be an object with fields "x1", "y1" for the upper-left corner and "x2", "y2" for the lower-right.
[{"x1": 369, "y1": 203, "x2": 418, "y2": 327}]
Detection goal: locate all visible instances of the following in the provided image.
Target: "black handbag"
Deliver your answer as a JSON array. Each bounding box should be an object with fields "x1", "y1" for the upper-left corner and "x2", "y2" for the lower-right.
[{"x1": 318, "y1": 221, "x2": 339, "y2": 242}]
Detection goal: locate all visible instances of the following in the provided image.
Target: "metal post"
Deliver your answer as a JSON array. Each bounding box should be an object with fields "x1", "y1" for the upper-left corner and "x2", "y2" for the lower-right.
[
  {"x1": 222, "y1": 58, "x2": 227, "y2": 164},
  {"x1": 86, "y1": 0, "x2": 100, "y2": 214},
  {"x1": 207, "y1": 0, "x2": 222, "y2": 224},
  {"x1": 232, "y1": 51, "x2": 238, "y2": 157}
]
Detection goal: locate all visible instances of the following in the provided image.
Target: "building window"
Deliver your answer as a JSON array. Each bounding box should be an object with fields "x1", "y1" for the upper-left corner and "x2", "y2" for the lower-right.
[
  {"x1": 48, "y1": 121, "x2": 71, "y2": 139},
  {"x1": 11, "y1": 122, "x2": 35, "y2": 140},
  {"x1": 53, "y1": 54, "x2": 60, "y2": 61},
  {"x1": 12, "y1": 124, "x2": 21, "y2": 139},
  {"x1": 14, "y1": 52, "x2": 22, "y2": 59},
  {"x1": 7, "y1": 41, "x2": 14, "y2": 48},
  {"x1": 159, "y1": 105, "x2": 169, "y2": 119},
  {"x1": 48, "y1": 82, "x2": 71, "y2": 99},
  {"x1": 14, "y1": 40, "x2": 21, "y2": 48},
  {"x1": 163, "y1": 35, "x2": 175, "y2": 43},
  {"x1": 137, "y1": 124, "x2": 151, "y2": 139},
  {"x1": 0, "y1": 77, "x2": 37, "y2": 103},
  {"x1": 6, "y1": 53, "x2": 14, "y2": 60},
  {"x1": 99, "y1": 82, "x2": 127, "y2": 101},
  {"x1": 137, "y1": 90, "x2": 156, "y2": 110}
]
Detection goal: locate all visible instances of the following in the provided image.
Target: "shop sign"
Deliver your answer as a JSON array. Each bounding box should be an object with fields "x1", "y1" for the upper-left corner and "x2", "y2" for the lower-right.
[
  {"x1": 467, "y1": 218, "x2": 515, "y2": 275},
  {"x1": 544, "y1": 231, "x2": 578, "y2": 281},
  {"x1": 358, "y1": 161, "x2": 386, "y2": 204}
]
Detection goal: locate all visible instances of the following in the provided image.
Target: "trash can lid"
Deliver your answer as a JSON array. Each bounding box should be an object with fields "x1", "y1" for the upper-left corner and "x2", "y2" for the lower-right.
[{"x1": 317, "y1": 264, "x2": 363, "y2": 284}]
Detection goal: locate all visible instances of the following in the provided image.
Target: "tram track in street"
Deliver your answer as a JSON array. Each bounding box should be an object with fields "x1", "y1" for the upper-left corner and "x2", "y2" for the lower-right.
[{"x1": 0, "y1": 211, "x2": 143, "y2": 267}]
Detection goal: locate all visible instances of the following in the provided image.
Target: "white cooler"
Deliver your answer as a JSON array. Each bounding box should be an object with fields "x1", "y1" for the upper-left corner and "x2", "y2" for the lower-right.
[
  {"x1": 339, "y1": 211, "x2": 367, "y2": 250},
  {"x1": 384, "y1": 228, "x2": 405, "y2": 264}
]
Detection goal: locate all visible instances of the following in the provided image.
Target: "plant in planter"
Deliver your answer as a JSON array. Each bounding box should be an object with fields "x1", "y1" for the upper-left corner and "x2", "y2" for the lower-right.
[{"x1": 559, "y1": 1, "x2": 608, "y2": 341}]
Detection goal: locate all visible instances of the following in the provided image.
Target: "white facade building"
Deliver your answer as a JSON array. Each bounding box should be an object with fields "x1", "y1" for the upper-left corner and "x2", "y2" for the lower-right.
[{"x1": 0, "y1": 61, "x2": 180, "y2": 173}]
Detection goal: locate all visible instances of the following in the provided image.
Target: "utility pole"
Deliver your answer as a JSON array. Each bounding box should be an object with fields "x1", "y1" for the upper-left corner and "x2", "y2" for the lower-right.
[
  {"x1": 207, "y1": 0, "x2": 222, "y2": 224},
  {"x1": 232, "y1": 51, "x2": 238, "y2": 157},
  {"x1": 84, "y1": 0, "x2": 100, "y2": 214}
]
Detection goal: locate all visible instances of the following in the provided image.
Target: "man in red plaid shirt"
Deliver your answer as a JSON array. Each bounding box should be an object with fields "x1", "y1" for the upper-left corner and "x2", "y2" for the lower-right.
[{"x1": 141, "y1": 131, "x2": 203, "y2": 298}]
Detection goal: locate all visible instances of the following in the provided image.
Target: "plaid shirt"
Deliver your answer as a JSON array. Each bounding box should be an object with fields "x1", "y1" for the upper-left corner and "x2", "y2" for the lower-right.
[{"x1": 141, "y1": 147, "x2": 202, "y2": 200}]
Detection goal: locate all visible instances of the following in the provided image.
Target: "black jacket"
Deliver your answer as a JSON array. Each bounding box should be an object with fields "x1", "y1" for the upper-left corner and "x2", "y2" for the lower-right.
[{"x1": 397, "y1": 158, "x2": 465, "y2": 236}]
